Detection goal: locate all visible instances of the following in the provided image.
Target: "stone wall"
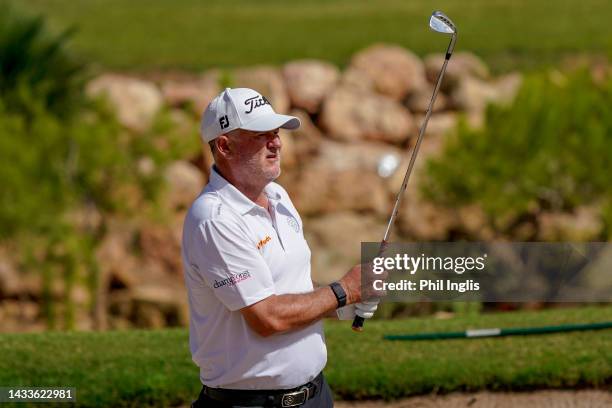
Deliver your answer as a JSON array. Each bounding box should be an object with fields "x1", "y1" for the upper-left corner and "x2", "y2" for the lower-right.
[{"x1": 3, "y1": 42, "x2": 566, "y2": 332}]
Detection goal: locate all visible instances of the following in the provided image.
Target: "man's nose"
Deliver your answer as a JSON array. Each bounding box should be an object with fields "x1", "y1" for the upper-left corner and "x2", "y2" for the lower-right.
[{"x1": 267, "y1": 133, "x2": 281, "y2": 150}]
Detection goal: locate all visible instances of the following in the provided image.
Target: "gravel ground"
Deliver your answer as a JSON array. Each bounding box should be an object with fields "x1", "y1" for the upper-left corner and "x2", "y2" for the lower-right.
[{"x1": 335, "y1": 390, "x2": 612, "y2": 408}]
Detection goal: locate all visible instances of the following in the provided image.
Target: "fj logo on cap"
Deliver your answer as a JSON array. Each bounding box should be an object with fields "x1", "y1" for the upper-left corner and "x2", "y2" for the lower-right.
[
  {"x1": 244, "y1": 95, "x2": 271, "y2": 114},
  {"x1": 219, "y1": 115, "x2": 230, "y2": 129}
]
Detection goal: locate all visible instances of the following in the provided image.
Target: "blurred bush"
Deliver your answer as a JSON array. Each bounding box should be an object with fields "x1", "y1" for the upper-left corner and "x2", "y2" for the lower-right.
[
  {"x1": 424, "y1": 70, "x2": 612, "y2": 237},
  {"x1": 0, "y1": 2, "x2": 86, "y2": 119},
  {"x1": 0, "y1": 4, "x2": 180, "y2": 329}
]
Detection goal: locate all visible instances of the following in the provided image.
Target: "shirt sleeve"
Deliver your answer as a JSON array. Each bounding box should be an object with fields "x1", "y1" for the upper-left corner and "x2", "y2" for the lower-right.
[{"x1": 190, "y1": 219, "x2": 275, "y2": 311}]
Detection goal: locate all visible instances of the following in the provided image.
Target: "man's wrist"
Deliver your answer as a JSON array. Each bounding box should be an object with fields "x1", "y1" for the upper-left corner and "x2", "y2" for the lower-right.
[{"x1": 329, "y1": 282, "x2": 347, "y2": 308}]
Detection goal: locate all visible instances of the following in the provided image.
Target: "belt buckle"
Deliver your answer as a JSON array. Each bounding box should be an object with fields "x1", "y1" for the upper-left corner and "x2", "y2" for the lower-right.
[{"x1": 280, "y1": 386, "x2": 309, "y2": 407}]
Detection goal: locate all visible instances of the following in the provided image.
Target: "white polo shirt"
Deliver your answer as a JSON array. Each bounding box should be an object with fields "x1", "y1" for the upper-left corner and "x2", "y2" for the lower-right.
[{"x1": 182, "y1": 166, "x2": 327, "y2": 390}]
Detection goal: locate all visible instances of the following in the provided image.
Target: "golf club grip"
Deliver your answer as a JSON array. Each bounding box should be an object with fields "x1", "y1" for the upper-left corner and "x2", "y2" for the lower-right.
[{"x1": 352, "y1": 315, "x2": 365, "y2": 331}]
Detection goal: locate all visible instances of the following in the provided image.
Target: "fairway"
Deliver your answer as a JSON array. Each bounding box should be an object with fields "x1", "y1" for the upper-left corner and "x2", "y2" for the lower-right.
[
  {"x1": 0, "y1": 306, "x2": 611, "y2": 407},
  {"x1": 20, "y1": 0, "x2": 612, "y2": 72}
]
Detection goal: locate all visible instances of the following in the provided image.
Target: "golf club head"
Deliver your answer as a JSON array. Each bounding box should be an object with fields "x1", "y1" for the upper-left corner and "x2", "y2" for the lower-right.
[
  {"x1": 429, "y1": 11, "x2": 457, "y2": 57},
  {"x1": 429, "y1": 11, "x2": 456, "y2": 34}
]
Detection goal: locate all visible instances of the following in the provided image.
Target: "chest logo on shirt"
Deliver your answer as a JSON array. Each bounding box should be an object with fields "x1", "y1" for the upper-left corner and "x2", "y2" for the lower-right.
[
  {"x1": 287, "y1": 217, "x2": 300, "y2": 233},
  {"x1": 257, "y1": 235, "x2": 272, "y2": 250}
]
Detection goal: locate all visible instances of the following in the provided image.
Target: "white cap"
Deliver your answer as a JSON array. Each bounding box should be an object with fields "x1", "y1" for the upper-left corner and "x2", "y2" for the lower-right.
[{"x1": 201, "y1": 88, "x2": 301, "y2": 142}]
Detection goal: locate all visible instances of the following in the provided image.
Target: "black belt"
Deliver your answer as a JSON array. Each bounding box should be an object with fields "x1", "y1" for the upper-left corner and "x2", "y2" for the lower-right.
[{"x1": 199, "y1": 372, "x2": 323, "y2": 407}]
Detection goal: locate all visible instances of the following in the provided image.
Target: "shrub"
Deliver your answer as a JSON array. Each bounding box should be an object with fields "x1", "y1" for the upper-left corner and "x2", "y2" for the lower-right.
[
  {"x1": 424, "y1": 70, "x2": 612, "y2": 236},
  {"x1": 0, "y1": 2, "x2": 86, "y2": 119}
]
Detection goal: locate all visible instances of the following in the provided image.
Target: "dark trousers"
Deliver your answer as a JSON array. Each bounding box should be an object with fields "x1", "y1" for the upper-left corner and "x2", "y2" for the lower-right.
[{"x1": 192, "y1": 375, "x2": 334, "y2": 408}]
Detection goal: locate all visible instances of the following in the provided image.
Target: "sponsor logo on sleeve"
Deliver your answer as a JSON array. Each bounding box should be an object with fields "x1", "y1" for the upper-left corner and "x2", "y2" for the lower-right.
[{"x1": 213, "y1": 270, "x2": 252, "y2": 289}]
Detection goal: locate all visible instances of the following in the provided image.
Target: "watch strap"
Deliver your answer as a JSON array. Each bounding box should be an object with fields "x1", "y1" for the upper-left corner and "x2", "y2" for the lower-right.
[{"x1": 329, "y1": 282, "x2": 347, "y2": 308}]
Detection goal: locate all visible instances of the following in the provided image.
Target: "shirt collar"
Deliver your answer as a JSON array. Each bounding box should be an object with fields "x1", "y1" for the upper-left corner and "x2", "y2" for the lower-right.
[{"x1": 209, "y1": 166, "x2": 281, "y2": 215}]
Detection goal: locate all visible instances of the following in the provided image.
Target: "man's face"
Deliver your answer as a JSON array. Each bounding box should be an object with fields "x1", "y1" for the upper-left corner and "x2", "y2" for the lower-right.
[{"x1": 224, "y1": 128, "x2": 282, "y2": 183}]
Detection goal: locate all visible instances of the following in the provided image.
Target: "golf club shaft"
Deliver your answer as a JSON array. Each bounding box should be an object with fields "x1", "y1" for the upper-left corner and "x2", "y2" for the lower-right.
[{"x1": 352, "y1": 43, "x2": 455, "y2": 332}]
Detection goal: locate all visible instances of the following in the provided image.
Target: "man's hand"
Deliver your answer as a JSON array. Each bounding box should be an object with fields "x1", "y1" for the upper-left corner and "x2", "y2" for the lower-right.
[{"x1": 338, "y1": 263, "x2": 388, "y2": 305}]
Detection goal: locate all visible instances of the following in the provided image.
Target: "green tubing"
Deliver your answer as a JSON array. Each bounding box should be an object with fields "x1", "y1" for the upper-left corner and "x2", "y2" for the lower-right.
[{"x1": 384, "y1": 321, "x2": 612, "y2": 341}]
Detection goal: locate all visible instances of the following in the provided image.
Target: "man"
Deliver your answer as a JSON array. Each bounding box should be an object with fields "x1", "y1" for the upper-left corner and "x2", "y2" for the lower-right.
[{"x1": 182, "y1": 88, "x2": 378, "y2": 407}]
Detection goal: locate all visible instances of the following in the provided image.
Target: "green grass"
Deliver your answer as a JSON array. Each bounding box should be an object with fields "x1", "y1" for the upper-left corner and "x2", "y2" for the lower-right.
[
  {"x1": 19, "y1": 0, "x2": 612, "y2": 73},
  {"x1": 0, "y1": 306, "x2": 611, "y2": 407}
]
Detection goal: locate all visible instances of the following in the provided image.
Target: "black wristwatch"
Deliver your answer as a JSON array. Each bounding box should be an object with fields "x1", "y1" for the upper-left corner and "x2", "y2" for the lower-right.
[{"x1": 329, "y1": 282, "x2": 347, "y2": 308}]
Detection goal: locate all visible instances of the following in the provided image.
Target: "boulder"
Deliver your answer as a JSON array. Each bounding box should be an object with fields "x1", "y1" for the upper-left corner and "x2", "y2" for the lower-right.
[
  {"x1": 398, "y1": 197, "x2": 457, "y2": 240},
  {"x1": 279, "y1": 129, "x2": 297, "y2": 170},
  {"x1": 287, "y1": 110, "x2": 324, "y2": 160},
  {"x1": 491, "y1": 72, "x2": 523, "y2": 107},
  {"x1": 95, "y1": 218, "x2": 141, "y2": 290},
  {"x1": 283, "y1": 60, "x2": 340, "y2": 113},
  {"x1": 163, "y1": 161, "x2": 205, "y2": 212},
  {"x1": 457, "y1": 204, "x2": 495, "y2": 240},
  {"x1": 339, "y1": 67, "x2": 375, "y2": 93},
  {"x1": 319, "y1": 87, "x2": 415, "y2": 144},
  {"x1": 0, "y1": 252, "x2": 20, "y2": 298},
  {"x1": 86, "y1": 74, "x2": 163, "y2": 132},
  {"x1": 450, "y1": 76, "x2": 499, "y2": 113},
  {"x1": 233, "y1": 66, "x2": 290, "y2": 113},
  {"x1": 388, "y1": 131, "x2": 457, "y2": 240},
  {"x1": 413, "y1": 112, "x2": 458, "y2": 138},
  {"x1": 288, "y1": 140, "x2": 403, "y2": 216},
  {"x1": 63, "y1": 203, "x2": 103, "y2": 234},
  {"x1": 138, "y1": 223, "x2": 183, "y2": 275},
  {"x1": 424, "y1": 52, "x2": 490, "y2": 92},
  {"x1": 306, "y1": 212, "x2": 387, "y2": 284},
  {"x1": 451, "y1": 73, "x2": 523, "y2": 113},
  {"x1": 160, "y1": 72, "x2": 220, "y2": 114},
  {"x1": 404, "y1": 83, "x2": 448, "y2": 113},
  {"x1": 538, "y1": 207, "x2": 604, "y2": 241},
  {"x1": 350, "y1": 44, "x2": 427, "y2": 100}
]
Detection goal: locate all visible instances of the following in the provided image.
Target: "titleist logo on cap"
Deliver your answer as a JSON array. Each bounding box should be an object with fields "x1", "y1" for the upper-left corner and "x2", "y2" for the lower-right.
[{"x1": 244, "y1": 95, "x2": 271, "y2": 114}]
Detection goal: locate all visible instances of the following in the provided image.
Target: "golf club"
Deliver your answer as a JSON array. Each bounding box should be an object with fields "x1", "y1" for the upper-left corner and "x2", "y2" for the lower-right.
[{"x1": 352, "y1": 10, "x2": 458, "y2": 332}]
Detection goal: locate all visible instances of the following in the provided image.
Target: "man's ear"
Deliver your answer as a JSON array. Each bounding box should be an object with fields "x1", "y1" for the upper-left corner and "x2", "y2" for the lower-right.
[{"x1": 216, "y1": 135, "x2": 232, "y2": 156}]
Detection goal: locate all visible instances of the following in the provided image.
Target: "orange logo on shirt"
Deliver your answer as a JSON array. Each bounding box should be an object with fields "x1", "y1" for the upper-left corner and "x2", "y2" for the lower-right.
[{"x1": 257, "y1": 235, "x2": 272, "y2": 250}]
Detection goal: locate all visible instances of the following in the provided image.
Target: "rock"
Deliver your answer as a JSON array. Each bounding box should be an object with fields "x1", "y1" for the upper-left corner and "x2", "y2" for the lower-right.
[
  {"x1": 457, "y1": 205, "x2": 495, "y2": 240},
  {"x1": 163, "y1": 161, "x2": 205, "y2": 212},
  {"x1": 63, "y1": 203, "x2": 103, "y2": 234},
  {"x1": 233, "y1": 66, "x2": 290, "y2": 113},
  {"x1": 95, "y1": 218, "x2": 141, "y2": 291},
  {"x1": 451, "y1": 73, "x2": 523, "y2": 113},
  {"x1": 160, "y1": 72, "x2": 220, "y2": 114},
  {"x1": 538, "y1": 207, "x2": 604, "y2": 241},
  {"x1": 86, "y1": 74, "x2": 163, "y2": 132},
  {"x1": 413, "y1": 112, "x2": 458, "y2": 138},
  {"x1": 288, "y1": 140, "x2": 403, "y2": 216},
  {"x1": 398, "y1": 198, "x2": 457, "y2": 240},
  {"x1": 350, "y1": 44, "x2": 427, "y2": 100},
  {"x1": 287, "y1": 110, "x2": 323, "y2": 160},
  {"x1": 404, "y1": 83, "x2": 448, "y2": 113},
  {"x1": 0, "y1": 253, "x2": 20, "y2": 297},
  {"x1": 137, "y1": 156, "x2": 156, "y2": 177},
  {"x1": 319, "y1": 87, "x2": 415, "y2": 144},
  {"x1": 424, "y1": 52, "x2": 490, "y2": 92},
  {"x1": 491, "y1": 72, "x2": 523, "y2": 107},
  {"x1": 388, "y1": 131, "x2": 457, "y2": 240},
  {"x1": 138, "y1": 224, "x2": 183, "y2": 275},
  {"x1": 306, "y1": 212, "x2": 387, "y2": 284},
  {"x1": 339, "y1": 67, "x2": 375, "y2": 93},
  {"x1": 450, "y1": 76, "x2": 499, "y2": 113},
  {"x1": 283, "y1": 60, "x2": 340, "y2": 114},
  {"x1": 132, "y1": 283, "x2": 188, "y2": 327}
]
